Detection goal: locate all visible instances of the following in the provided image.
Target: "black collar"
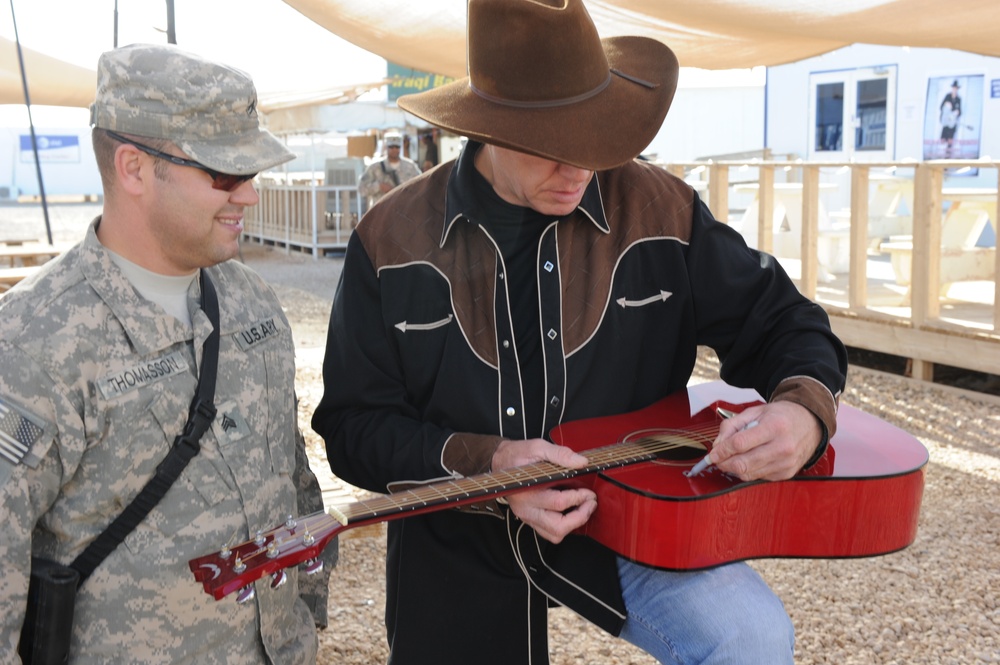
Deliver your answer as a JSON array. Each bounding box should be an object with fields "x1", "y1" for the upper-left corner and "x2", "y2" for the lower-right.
[{"x1": 439, "y1": 140, "x2": 609, "y2": 248}]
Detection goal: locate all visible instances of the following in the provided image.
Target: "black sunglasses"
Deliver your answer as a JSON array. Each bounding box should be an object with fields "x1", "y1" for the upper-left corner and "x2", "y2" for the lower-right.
[{"x1": 105, "y1": 130, "x2": 257, "y2": 192}]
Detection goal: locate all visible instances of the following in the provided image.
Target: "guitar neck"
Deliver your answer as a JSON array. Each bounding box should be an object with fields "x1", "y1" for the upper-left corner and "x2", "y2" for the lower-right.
[
  {"x1": 190, "y1": 428, "x2": 707, "y2": 600},
  {"x1": 334, "y1": 432, "x2": 684, "y2": 528}
]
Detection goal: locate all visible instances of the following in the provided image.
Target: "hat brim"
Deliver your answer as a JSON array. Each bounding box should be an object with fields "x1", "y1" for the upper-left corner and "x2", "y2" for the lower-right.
[
  {"x1": 180, "y1": 128, "x2": 295, "y2": 176},
  {"x1": 398, "y1": 36, "x2": 678, "y2": 171}
]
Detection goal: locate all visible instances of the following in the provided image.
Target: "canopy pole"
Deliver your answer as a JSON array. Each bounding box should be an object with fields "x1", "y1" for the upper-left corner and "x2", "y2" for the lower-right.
[
  {"x1": 166, "y1": 0, "x2": 176, "y2": 44},
  {"x1": 9, "y1": 0, "x2": 54, "y2": 245}
]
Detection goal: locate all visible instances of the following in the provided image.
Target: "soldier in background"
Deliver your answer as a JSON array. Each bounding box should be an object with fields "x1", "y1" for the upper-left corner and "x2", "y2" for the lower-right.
[
  {"x1": 357, "y1": 131, "x2": 422, "y2": 209},
  {"x1": 0, "y1": 43, "x2": 333, "y2": 663},
  {"x1": 421, "y1": 132, "x2": 439, "y2": 171}
]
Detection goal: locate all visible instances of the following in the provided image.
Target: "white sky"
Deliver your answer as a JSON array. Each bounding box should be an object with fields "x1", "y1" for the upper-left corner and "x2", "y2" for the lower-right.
[{"x1": 1, "y1": 0, "x2": 389, "y2": 126}]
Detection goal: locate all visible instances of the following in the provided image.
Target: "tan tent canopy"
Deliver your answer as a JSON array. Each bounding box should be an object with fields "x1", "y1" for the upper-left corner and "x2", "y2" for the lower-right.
[
  {"x1": 1, "y1": 36, "x2": 97, "y2": 107},
  {"x1": 258, "y1": 80, "x2": 391, "y2": 133},
  {"x1": 284, "y1": 0, "x2": 1000, "y2": 78},
  {"x1": 6, "y1": 1, "x2": 997, "y2": 114}
]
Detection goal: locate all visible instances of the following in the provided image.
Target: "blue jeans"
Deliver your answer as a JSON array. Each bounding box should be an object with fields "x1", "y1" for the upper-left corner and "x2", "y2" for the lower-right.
[{"x1": 617, "y1": 557, "x2": 795, "y2": 664}]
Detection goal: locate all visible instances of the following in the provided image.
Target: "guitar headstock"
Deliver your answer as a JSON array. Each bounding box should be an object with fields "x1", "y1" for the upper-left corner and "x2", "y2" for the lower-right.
[{"x1": 189, "y1": 511, "x2": 340, "y2": 601}]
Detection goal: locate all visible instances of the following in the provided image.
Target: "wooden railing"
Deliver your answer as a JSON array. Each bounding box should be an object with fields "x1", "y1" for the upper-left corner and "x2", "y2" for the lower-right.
[
  {"x1": 242, "y1": 160, "x2": 999, "y2": 380},
  {"x1": 243, "y1": 182, "x2": 363, "y2": 258},
  {"x1": 665, "y1": 158, "x2": 999, "y2": 381}
]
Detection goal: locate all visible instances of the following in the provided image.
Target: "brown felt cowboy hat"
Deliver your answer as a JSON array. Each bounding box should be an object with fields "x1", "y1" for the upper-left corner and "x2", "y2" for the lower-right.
[{"x1": 397, "y1": 0, "x2": 679, "y2": 171}]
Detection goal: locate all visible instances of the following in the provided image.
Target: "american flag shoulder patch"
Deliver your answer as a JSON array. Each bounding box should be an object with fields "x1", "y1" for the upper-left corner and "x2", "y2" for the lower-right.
[{"x1": 0, "y1": 396, "x2": 47, "y2": 466}]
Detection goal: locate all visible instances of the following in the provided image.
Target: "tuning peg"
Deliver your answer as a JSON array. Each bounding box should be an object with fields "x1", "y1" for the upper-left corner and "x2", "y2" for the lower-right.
[
  {"x1": 284, "y1": 515, "x2": 297, "y2": 529},
  {"x1": 254, "y1": 530, "x2": 266, "y2": 546},
  {"x1": 236, "y1": 585, "x2": 256, "y2": 604},
  {"x1": 303, "y1": 558, "x2": 324, "y2": 575},
  {"x1": 271, "y1": 571, "x2": 288, "y2": 589}
]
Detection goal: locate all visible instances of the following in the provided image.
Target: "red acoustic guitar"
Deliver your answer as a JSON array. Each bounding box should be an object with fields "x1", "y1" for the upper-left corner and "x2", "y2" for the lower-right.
[{"x1": 189, "y1": 381, "x2": 927, "y2": 602}]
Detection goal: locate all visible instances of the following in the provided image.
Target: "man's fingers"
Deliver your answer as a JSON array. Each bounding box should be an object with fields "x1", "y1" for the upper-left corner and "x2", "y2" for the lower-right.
[
  {"x1": 712, "y1": 417, "x2": 767, "y2": 466},
  {"x1": 546, "y1": 445, "x2": 590, "y2": 469},
  {"x1": 494, "y1": 438, "x2": 589, "y2": 472},
  {"x1": 711, "y1": 402, "x2": 822, "y2": 481},
  {"x1": 508, "y1": 488, "x2": 597, "y2": 544}
]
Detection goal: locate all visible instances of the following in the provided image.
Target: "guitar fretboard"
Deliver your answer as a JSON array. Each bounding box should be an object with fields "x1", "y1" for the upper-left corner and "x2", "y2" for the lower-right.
[{"x1": 332, "y1": 430, "x2": 707, "y2": 525}]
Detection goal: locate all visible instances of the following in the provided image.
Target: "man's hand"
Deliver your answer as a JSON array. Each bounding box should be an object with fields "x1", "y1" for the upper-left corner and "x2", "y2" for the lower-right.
[
  {"x1": 492, "y1": 438, "x2": 596, "y2": 544},
  {"x1": 708, "y1": 401, "x2": 822, "y2": 481}
]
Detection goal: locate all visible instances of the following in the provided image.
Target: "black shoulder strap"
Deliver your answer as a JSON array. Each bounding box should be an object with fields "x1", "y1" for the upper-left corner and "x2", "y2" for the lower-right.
[
  {"x1": 70, "y1": 270, "x2": 221, "y2": 585},
  {"x1": 381, "y1": 159, "x2": 400, "y2": 186}
]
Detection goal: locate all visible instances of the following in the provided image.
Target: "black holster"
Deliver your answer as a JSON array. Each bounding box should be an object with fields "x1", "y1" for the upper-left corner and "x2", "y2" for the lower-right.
[{"x1": 18, "y1": 557, "x2": 79, "y2": 665}]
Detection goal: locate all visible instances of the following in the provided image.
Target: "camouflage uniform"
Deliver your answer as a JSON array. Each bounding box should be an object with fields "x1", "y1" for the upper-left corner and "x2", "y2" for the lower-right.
[
  {"x1": 357, "y1": 156, "x2": 422, "y2": 207},
  {"x1": 0, "y1": 220, "x2": 333, "y2": 664}
]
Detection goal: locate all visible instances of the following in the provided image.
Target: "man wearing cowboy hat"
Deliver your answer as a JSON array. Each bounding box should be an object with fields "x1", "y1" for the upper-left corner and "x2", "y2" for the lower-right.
[
  {"x1": 313, "y1": 0, "x2": 847, "y2": 663},
  {"x1": 939, "y1": 80, "x2": 963, "y2": 157}
]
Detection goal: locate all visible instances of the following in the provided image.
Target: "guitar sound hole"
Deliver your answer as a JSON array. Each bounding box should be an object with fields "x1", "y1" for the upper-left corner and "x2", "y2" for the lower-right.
[{"x1": 623, "y1": 428, "x2": 709, "y2": 465}]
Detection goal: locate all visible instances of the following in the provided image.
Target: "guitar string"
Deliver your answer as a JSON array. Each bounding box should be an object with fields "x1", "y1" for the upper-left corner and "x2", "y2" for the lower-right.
[
  {"x1": 331, "y1": 428, "x2": 718, "y2": 524},
  {"x1": 209, "y1": 426, "x2": 722, "y2": 574}
]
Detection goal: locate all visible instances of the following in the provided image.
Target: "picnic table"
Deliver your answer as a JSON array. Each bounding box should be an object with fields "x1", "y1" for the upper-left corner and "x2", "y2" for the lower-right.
[
  {"x1": 0, "y1": 241, "x2": 73, "y2": 267},
  {"x1": 0, "y1": 240, "x2": 72, "y2": 293},
  {"x1": 0, "y1": 265, "x2": 41, "y2": 292}
]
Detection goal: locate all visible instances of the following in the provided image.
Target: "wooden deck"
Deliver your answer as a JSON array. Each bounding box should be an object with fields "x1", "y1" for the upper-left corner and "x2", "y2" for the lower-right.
[
  {"x1": 242, "y1": 182, "x2": 360, "y2": 258},
  {"x1": 0, "y1": 265, "x2": 42, "y2": 291},
  {"x1": 0, "y1": 241, "x2": 72, "y2": 292},
  {"x1": 0, "y1": 241, "x2": 74, "y2": 267},
  {"x1": 667, "y1": 158, "x2": 999, "y2": 381},
  {"x1": 775, "y1": 253, "x2": 996, "y2": 378}
]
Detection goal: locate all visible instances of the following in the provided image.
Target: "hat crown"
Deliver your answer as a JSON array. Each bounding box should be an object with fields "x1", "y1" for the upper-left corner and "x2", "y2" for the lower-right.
[
  {"x1": 89, "y1": 43, "x2": 294, "y2": 175},
  {"x1": 396, "y1": 0, "x2": 678, "y2": 171},
  {"x1": 468, "y1": 0, "x2": 610, "y2": 106},
  {"x1": 90, "y1": 43, "x2": 260, "y2": 141}
]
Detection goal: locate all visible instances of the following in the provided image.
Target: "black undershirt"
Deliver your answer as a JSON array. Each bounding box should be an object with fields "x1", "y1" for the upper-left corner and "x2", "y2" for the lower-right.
[{"x1": 472, "y1": 168, "x2": 552, "y2": 437}]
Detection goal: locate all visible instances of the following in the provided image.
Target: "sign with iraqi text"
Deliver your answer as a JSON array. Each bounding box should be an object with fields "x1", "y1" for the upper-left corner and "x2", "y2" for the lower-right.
[{"x1": 387, "y1": 63, "x2": 455, "y2": 102}]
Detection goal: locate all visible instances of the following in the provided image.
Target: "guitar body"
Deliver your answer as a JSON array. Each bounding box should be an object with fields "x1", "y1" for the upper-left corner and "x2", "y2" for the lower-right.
[{"x1": 549, "y1": 381, "x2": 928, "y2": 570}]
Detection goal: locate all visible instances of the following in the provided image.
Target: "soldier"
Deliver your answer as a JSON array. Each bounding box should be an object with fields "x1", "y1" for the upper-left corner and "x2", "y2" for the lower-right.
[
  {"x1": 356, "y1": 131, "x2": 421, "y2": 209},
  {"x1": 0, "y1": 43, "x2": 333, "y2": 663}
]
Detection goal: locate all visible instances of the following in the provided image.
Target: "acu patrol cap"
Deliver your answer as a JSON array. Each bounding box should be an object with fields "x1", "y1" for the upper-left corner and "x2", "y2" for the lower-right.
[{"x1": 90, "y1": 43, "x2": 294, "y2": 176}]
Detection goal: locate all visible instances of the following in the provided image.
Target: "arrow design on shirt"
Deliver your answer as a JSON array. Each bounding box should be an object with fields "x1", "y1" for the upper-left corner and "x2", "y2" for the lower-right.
[
  {"x1": 617, "y1": 291, "x2": 673, "y2": 309},
  {"x1": 395, "y1": 315, "x2": 454, "y2": 332}
]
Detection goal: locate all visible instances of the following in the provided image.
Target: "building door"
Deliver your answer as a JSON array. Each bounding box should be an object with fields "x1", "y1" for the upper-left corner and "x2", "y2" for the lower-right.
[{"x1": 808, "y1": 66, "x2": 897, "y2": 161}]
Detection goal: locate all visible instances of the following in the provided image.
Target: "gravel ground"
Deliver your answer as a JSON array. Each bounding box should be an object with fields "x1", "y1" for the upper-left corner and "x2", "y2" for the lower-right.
[{"x1": 4, "y1": 203, "x2": 998, "y2": 664}]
